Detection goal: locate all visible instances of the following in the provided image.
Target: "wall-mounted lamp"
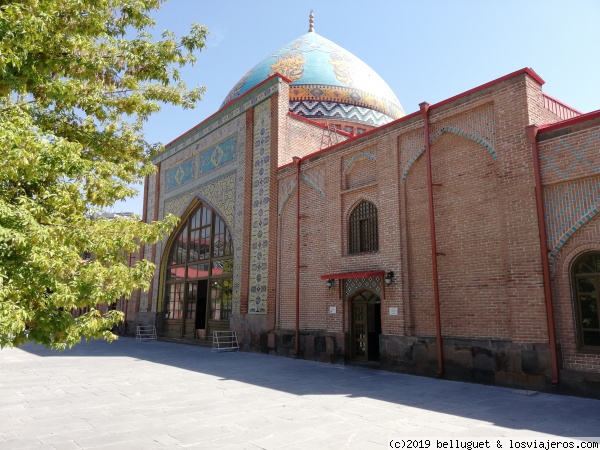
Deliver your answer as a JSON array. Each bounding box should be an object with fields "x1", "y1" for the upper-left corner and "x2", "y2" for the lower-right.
[
  {"x1": 326, "y1": 279, "x2": 335, "y2": 289},
  {"x1": 384, "y1": 271, "x2": 394, "y2": 286}
]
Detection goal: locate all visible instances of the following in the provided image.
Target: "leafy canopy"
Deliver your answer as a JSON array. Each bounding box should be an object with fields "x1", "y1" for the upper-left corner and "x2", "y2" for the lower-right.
[{"x1": 0, "y1": 0, "x2": 207, "y2": 349}]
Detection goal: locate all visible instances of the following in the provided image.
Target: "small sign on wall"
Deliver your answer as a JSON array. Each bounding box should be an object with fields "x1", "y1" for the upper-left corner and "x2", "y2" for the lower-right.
[
  {"x1": 329, "y1": 306, "x2": 337, "y2": 314},
  {"x1": 389, "y1": 307, "x2": 398, "y2": 316}
]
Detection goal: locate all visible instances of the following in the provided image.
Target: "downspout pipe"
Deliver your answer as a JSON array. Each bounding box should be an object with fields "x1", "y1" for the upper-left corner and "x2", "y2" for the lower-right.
[
  {"x1": 421, "y1": 102, "x2": 444, "y2": 377},
  {"x1": 525, "y1": 125, "x2": 559, "y2": 386},
  {"x1": 293, "y1": 156, "x2": 302, "y2": 356}
]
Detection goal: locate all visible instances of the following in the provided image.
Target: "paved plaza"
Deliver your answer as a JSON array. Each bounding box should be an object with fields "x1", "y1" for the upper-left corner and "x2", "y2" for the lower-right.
[{"x1": 0, "y1": 338, "x2": 599, "y2": 449}]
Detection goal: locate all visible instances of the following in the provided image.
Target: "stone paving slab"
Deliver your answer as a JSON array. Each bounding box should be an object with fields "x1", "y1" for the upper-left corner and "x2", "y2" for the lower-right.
[{"x1": 0, "y1": 338, "x2": 599, "y2": 449}]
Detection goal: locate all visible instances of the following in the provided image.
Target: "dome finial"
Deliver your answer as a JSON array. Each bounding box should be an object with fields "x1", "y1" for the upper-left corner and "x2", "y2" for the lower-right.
[{"x1": 308, "y1": 10, "x2": 315, "y2": 32}]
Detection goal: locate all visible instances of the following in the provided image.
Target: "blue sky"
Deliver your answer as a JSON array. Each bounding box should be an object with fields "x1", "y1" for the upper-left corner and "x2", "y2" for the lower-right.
[{"x1": 113, "y1": 0, "x2": 600, "y2": 214}]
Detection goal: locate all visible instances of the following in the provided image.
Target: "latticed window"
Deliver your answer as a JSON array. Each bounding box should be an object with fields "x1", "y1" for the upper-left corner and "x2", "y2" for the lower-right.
[
  {"x1": 348, "y1": 201, "x2": 378, "y2": 254},
  {"x1": 572, "y1": 253, "x2": 600, "y2": 349},
  {"x1": 165, "y1": 204, "x2": 233, "y2": 324}
]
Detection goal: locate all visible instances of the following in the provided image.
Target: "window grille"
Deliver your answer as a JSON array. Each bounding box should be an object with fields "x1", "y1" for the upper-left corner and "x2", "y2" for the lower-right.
[{"x1": 348, "y1": 201, "x2": 378, "y2": 254}]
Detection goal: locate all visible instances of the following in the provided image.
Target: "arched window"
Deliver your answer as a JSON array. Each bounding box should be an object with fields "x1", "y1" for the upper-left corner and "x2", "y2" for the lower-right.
[
  {"x1": 572, "y1": 253, "x2": 600, "y2": 349},
  {"x1": 348, "y1": 201, "x2": 378, "y2": 254},
  {"x1": 164, "y1": 204, "x2": 233, "y2": 329}
]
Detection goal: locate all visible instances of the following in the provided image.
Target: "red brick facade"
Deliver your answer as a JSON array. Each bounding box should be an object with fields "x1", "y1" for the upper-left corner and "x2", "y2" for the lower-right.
[
  {"x1": 137, "y1": 68, "x2": 600, "y2": 398},
  {"x1": 265, "y1": 70, "x2": 600, "y2": 396}
]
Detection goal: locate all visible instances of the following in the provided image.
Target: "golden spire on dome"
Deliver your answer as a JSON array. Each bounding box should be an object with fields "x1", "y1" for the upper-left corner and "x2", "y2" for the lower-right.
[{"x1": 308, "y1": 10, "x2": 314, "y2": 32}]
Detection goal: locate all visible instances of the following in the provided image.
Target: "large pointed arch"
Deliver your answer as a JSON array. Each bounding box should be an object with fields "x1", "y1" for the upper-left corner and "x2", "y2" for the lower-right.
[{"x1": 158, "y1": 198, "x2": 234, "y2": 340}]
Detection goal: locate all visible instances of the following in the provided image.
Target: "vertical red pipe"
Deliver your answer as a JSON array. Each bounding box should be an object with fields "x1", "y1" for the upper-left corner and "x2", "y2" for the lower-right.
[
  {"x1": 526, "y1": 125, "x2": 559, "y2": 385},
  {"x1": 420, "y1": 102, "x2": 444, "y2": 377},
  {"x1": 293, "y1": 156, "x2": 302, "y2": 355}
]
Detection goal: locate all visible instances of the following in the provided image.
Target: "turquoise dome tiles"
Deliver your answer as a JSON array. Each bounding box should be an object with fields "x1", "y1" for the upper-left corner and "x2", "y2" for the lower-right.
[{"x1": 222, "y1": 31, "x2": 404, "y2": 124}]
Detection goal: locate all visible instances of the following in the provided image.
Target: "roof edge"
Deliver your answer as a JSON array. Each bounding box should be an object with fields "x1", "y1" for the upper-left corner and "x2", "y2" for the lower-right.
[
  {"x1": 537, "y1": 108, "x2": 600, "y2": 134},
  {"x1": 277, "y1": 68, "x2": 545, "y2": 169},
  {"x1": 429, "y1": 67, "x2": 544, "y2": 111}
]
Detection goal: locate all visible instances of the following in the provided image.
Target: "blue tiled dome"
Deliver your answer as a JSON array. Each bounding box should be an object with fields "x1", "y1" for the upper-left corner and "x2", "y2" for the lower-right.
[{"x1": 222, "y1": 30, "x2": 405, "y2": 127}]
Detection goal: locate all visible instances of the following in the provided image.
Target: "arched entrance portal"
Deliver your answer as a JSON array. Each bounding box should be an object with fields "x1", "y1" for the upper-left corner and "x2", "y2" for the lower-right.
[
  {"x1": 162, "y1": 202, "x2": 233, "y2": 340},
  {"x1": 350, "y1": 290, "x2": 382, "y2": 362}
]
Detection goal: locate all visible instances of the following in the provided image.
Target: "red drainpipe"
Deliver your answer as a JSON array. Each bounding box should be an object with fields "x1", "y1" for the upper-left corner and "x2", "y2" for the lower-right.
[
  {"x1": 293, "y1": 156, "x2": 302, "y2": 356},
  {"x1": 420, "y1": 102, "x2": 444, "y2": 377},
  {"x1": 525, "y1": 125, "x2": 559, "y2": 385}
]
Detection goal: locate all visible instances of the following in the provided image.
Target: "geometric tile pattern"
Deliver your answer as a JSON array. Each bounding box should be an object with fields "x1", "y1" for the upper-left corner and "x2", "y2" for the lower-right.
[
  {"x1": 302, "y1": 165, "x2": 327, "y2": 200},
  {"x1": 165, "y1": 159, "x2": 195, "y2": 191},
  {"x1": 401, "y1": 103, "x2": 496, "y2": 181},
  {"x1": 290, "y1": 101, "x2": 393, "y2": 126},
  {"x1": 278, "y1": 174, "x2": 297, "y2": 216},
  {"x1": 200, "y1": 134, "x2": 237, "y2": 174},
  {"x1": 221, "y1": 31, "x2": 404, "y2": 120},
  {"x1": 539, "y1": 131, "x2": 600, "y2": 180},
  {"x1": 163, "y1": 173, "x2": 237, "y2": 230},
  {"x1": 288, "y1": 85, "x2": 402, "y2": 120},
  {"x1": 400, "y1": 128, "x2": 425, "y2": 182},
  {"x1": 249, "y1": 100, "x2": 271, "y2": 314},
  {"x1": 544, "y1": 176, "x2": 600, "y2": 274},
  {"x1": 277, "y1": 166, "x2": 327, "y2": 216},
  {"x1": 343, "y1": 148, "x2": 377, "y2": 174},
  {"x1": 197, "y1": 173, "x2": 237, "y2": 229},
  {"x1": 158, "y1": 77, "x2": 280, "y2": 162},
  {"x1": 344, "y1": 276, "x2": 382, "y2": 299}
]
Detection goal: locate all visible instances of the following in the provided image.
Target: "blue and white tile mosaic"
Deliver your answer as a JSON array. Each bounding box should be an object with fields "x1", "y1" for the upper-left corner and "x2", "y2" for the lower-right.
[{"x1": 249, "y1": 100, "x2": 271, "y2": 314}]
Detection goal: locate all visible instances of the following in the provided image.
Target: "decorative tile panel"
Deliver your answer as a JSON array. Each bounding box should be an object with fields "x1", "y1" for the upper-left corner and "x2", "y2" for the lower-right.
[
  {"x1": 249, "y1": 100, "x2": 271, "y2": 314},
  {"x1": 400, "y1": 129, "x2": 426, "y2": 182},
  {"x1": 199, "y1": 134, "x2": 237, "y2": 174},
  {"x1": 539, "y1": 131, "x2": 600, "y2": 180},
  {"x1": 302, "y1": 165, "x2": 326, "y2": 200},
  {"x1": 429, "y1": 104, "x2": 496, "y2": 158},
  {"x1": 277, "y1": 166, "x2": 326, "y2": 216},
  {"x1": 278, "y1": 174, "x2": 297, "y2": 216},
  {"x1": 343, "y1": 148, "x2": 377, "y2": 174},
  {"x1": 163, "y1": 173, "x2": 236, "y2": 230},
  {"x1": 156, "y1": 77, "x2": 280, "y2": 164},
  {"x1": 544, "y1": 176, "x2": 600, "y2": 274},
  {"x1": 401, "y1": 104, "x2": 496, "y2": 181},
  {"x1": 165, "y1": 159, "x2": 194, "y2": 191},
  {"x1": 290, "y1": 101, "x2": 393, "y2": 126},
  {"x1": 344, "y1": 276, "x2": 382, "y2": 299}
]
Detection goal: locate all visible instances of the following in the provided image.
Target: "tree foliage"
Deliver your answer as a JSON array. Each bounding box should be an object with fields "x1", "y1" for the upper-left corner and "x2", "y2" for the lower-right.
[{"x1": 0, "y1": 0, "x2": 207, "y2": 348}]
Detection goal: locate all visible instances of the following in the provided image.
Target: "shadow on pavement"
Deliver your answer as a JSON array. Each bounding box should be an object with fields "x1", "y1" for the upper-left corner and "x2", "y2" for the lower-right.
[{"x1": 15, "y1": 337, "x2": 600, "y2": 437}]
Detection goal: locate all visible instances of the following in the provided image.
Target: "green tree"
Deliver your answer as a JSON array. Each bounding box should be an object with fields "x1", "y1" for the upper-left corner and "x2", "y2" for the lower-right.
[{"x1": 0, "y1": 0, "x2": 207, "y2": 349}]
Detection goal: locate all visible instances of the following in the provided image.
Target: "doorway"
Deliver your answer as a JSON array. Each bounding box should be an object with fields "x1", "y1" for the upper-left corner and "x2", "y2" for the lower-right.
[
  {"x1": 350, "y1": 291, "x2": 381, "y2": 362},
  {"x1": 195, "y1": 280, "x2": 208, "y2": 334}
]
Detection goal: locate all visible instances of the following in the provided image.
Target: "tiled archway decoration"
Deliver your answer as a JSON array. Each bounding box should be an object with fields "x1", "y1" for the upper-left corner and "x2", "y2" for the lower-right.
[
  {"x1": 278, "y1": 166, "x2": 326, "y2": 216},
  {"x1": 344, "y1": 276, "x2": 382, "y2": 299},
  {"x1": 163, "y1": 173, "x2": 236, "y2": 231},
  {"x1": 401, "y1": 104, "x2": 496, "y2": 181},
  {"x1": 544, "y1": 177, "x2": 600, "y2": 274}
]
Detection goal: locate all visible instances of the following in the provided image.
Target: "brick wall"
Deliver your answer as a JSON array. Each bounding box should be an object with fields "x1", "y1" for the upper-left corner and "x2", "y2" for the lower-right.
[
  {"x1": 538, "y1": 122, "x2": 600, "y2": 374},
  {"x1": 271, "y1": 72, "x2": 560, "y2": 386},
  {"x1": 404, "y1": 129, "x2": 513, "y2": 341},
  {"x1": 279, "y1": 116, "x2": 331, "y2": 166}
]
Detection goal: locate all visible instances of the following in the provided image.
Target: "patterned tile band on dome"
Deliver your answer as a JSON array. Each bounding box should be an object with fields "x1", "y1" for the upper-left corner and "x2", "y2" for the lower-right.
[
  {"x1": 290, "y1": 102, "x2": 393, "y2": 127},
  {"x1": 289, "y1": 84, "x2": 403, "y2": 119},
  {"x1": 221, "y1": 31, "x2": 404, "y2": 120}
]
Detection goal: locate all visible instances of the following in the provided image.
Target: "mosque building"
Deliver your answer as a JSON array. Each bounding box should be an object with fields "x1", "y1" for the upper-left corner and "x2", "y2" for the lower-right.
[{"x1": 127, "y1": 12, "x2": 600, "y2": 397}]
